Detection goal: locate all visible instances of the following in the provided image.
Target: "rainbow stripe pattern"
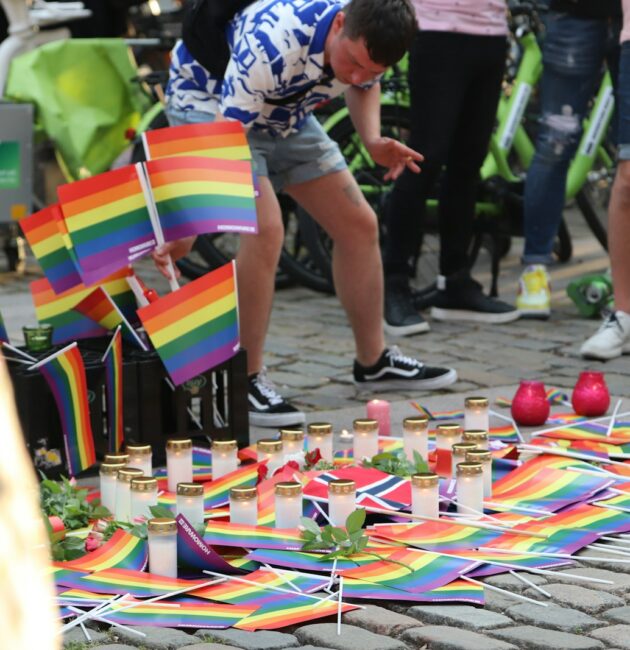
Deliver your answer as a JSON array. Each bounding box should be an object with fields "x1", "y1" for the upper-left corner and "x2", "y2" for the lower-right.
[
  {"x1": 103, "y1": 328, "x2": 124, "y2": 453},
  {"x1": 244, "y1": 549, "x2": 369, "y2": 573},
  {"x1": 76, "y1": 568, "x2": 209, "y2": 597},
  {"x1": 410, "y1": 402, "x2": 464, "y2": 420},
  {"x1": 495, "y1": 388, "x2": 569, "y2": 407},
  {"x1": 342, "y1": 577, "x2": 484, "y2": 604},
  {"x1": 541, "y1": 421, "x2": 630, "y2": 445},
  {"x1": 203, "y1": 522, "x2": 304, "y2": 550},
  {"x1": 483, "y1": 528, "x2": 598, "y2": 555},
  {"x1": 514, "y1": 502, "x2": 630, "y2": 535},
  {"x1": 62, "y1": 529, "x2": 147, "y2": 572}
]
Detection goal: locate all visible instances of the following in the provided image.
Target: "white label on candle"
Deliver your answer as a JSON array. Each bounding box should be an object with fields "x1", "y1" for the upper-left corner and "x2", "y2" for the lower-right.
[
  {"x1": 328, "y1": 491, "x2": 356, "y2": 527},
  {"x1": 148, "y1": 533, "x2": 177, "y2": 578},
  {"x1": 167, "y1": 448, "x2": 193, "y2": 493}
]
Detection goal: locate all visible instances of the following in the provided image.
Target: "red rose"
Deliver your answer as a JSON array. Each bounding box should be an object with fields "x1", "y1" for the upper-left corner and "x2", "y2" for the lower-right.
[
  {"x1": 256, "y1": 463, "x2": 269, "y2": 485},
  {"x1": 272, "y1": 460, "x2": 300, "y2": 477},
  {"x1": 85, "y1": 531, "x2": 103, "y2": 552},
  {"x1": 304, "y1": 448, "x2": 322, "y2": 468}
]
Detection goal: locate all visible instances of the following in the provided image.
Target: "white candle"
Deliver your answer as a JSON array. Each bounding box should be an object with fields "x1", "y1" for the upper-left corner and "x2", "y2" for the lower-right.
[
  {"x1": 99, "y1": 462, "x2": 126, "y2": 516},
  {"x1": 456, "y1": 462, "x2": 484, "y2": 518},
  {"x1": 353, "y1": 418, "x2": 379, "y2": 461},
  {"x1": 126, "y1": 444, "x2": 153, "y2": 476},
  {"x1": 130, "y1": 477, "x2": 158, "y2": 522},
  {"x1": 411, "y1": 473, "x2": 439, "y2": 519},
  {"x1": 366, "y1": 399, "x2": 391, "y2": 436},
  {"x1": 307, "y1": 423, "x2": 333, "y2": 463},
  {"x1": 211, "y1": 439, "x2": 238, "y2": 479},
  {"x1": 230, "y1": 487, "x2": 258, "y2": 525},
  {"x1": 280, "y1": 429, "x2": 305, "y2": 459},
  {"x1": 464, "y1": 397, "x2": 489, "y2": 432},
  {"x1": 166, "y1": 438, "x2": 193, "y2": 492},
  {"x1": 328, "y1": 479, "x2": 356, "y2": 527},
  {"x1": 115, "y1": 467, "x2": 144, "y2": 522},
  {"x1": 466, "y1": 450, "x2": 493, "y2": 498},
  {"x1": 104, "y1": 452, "x2": 129, "y2": 465},
  {"x1": 148, "y1": 518, "x2": 177, "y2": 578},
  {"x1": 257, "y1": 439, "x2": 284, "y2": 474},
  {"x1": 451, "y1": 442, "x2": 478, "y2": 477},
  {"x1": 435, "y1": 423, "x2": 463, "y2": 477},
  {"x1": 274, "y1": 481, "x2": 303, "y2": 528},
  {"x1": 462, "y1": 429, "x2": 489, "y2": 450},
  {"x1": 403, "y1": 416, "x2": 429, "y2": 462},
  {"x1": 176, "y1": 483, "x2": 205, "y2": 530}
]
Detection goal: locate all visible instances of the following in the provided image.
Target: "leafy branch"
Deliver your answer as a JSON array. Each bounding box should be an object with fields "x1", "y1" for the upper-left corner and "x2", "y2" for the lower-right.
[{"x1": 362, "y1": 450, "x2": 428, "y2": 477}]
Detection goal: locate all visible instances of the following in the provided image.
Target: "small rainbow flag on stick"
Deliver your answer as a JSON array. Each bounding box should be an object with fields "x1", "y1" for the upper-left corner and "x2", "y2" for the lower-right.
[
  {"x1": 29, "y1": 342, "x2": 96, "y2": 476},
  {"x1": 137, "y1": 261, "x2": 239, "y2": 385},
  {"x1": 103, "y1": 327, "x2": 124, "y2": 453}
]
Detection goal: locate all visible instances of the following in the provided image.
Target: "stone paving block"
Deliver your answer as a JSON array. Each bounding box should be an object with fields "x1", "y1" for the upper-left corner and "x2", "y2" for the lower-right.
[
  {"x1": 553, "y1": 567, "x2": 630, "y2": 594},
  {"x1": 602, "y1": 606, "x2": 630, "y2": 624},
  {"x1": 176, "y1": 645, "x2": 241, "y2": 650},
  {"x1": 589, "y1": 626, "x2": 630, "y2": 650},
  {"x1": 505, "y1": 603, "x2": 602, "y2": 632},
  {"x1": 488, "y1": 625, "x2": 605, "y2": 650},
  {"x1": 523, "y1": 583, "x2": 625, "y2": 613},
  {"x1": 63, "y1": 627, "x2": 110, "y2": 646},
  {"x1": 194, "y1": 630, "x2": 299, "y2": 649},
  {"x1": 342, "y1": 604, "x2": 421, "y2": 636},
  {"x1": 294, "y1": 623, "x2": 407, "y2": 650},
  {"x1": 270, "y1": 371, "x2": 330, "y2": 389},
  {"x1": 293, "y1": 647, "x2": 344, "y2": 650},
  {"x1": 401, "y1": 625, "x2": 518, "y2": 650},
  {"x1": 90, "y1": 646, "x2": 138, "y2": 650},
  {"x1": 482, "y1": 587, "x2": 520, "y2": 612},
  {"x1": 406, "y1": 605, "x2": 512, "y2": 630},
  {"x1": 111, "y1": 626, "x2": 197, "y2": 648},
  {"x1": 484, "y1": 572, "x2": 548, "y2": 593}
]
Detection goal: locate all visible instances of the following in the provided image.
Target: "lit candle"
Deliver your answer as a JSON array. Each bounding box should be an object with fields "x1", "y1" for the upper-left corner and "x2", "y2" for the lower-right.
[
  {"x1": 456, "y1": 462, "x2": 484, "y2": 518},
  {"x1": 462, "y1": 429, "x2": 489, "y2": 450},
  {"x1": 403, "y1": 416, "x2": 429, "y2": 463},
  {"x1": 166, "y1": 438, "x2": 193, "y2": 493},
  {"x1": 130, "y1": 476, "x2": 159, "y2": 522},
  {"x1": 147, "y1": 518, "x2": 178, "y2": 578},
  {"x1": 307, "y1": 422, "x2": 334, "y2": 463},
  {"x1": 280, "y1": 429, "x2": 305, "y2": 458},
  {"x1": 328, "y1": 479, "x2": 356, "y2": 527},
  {"x1": 176, "y1": 483, "x2": 205, "y2": 530},
  {"x1": 435, "y1": 423, "x2": 462, "y2": 477},
  {"x1": 211, "y1": 439, "x2": 238, "y2": 479},
  {"x1": 366, "y1": 399, "x2": 391, "y2": 436},
  {"x1": 411, "y1": 472, "x2": 439, "y2": 519},
  {"x1": 352, "y1": 418, "x2": 379, "y2": 461},
  {"x1": 229, "y1": 486, "x2": 258, "y2": 525},
  {"x1": 451, "y1": 442, "x2": 478, "y2": 478},
  {"x1": 257, "y1": 439, "x2": 284, "y2": 474},
  {"x1": 115, "y1": 467, "x2": 144, "y2": 522},
  {"x1": 126, "y1": 444, "x2": 153, "y2": 476},
  {"x1": 274, "y1": 481, "x2": 303, "y2": 529},
  {"x1": 464, "y1": 397, "x2": 489, "y2": 431},
  {"x1": 99, "y1": 462, "x2": 126, "y2": 516},
  {"x1": 104, "y1": 452, "x2": 129, "y2": 465},
  {"x1": 466, "y1": 449, "x2": 493, "y2": 498}
]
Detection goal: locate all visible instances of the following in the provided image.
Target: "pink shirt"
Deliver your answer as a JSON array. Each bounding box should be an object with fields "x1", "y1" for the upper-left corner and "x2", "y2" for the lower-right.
[
  {"x1": 411, "y1": 0, "x2": 508, "y2": 36},
  {"x1": 622, "y1": 0, "x2": 630, "y2": 42}
]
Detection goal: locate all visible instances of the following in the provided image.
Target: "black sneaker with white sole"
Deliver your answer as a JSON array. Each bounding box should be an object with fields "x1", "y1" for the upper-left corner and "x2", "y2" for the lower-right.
[
  {"x1": 353, "y1": 346, "x2": 457, "y2": 391},
  {"x1": 384, "y1": 275, "x2": 430, "y2": 337},
  {"x1": 248, "y1": 369, "x2": 305, "y2": 428}
]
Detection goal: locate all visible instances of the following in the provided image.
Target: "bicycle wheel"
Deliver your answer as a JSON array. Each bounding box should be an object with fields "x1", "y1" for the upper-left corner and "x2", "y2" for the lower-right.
[{"x1": 575, "y1": 170, "x2": 612, "y2": 251}]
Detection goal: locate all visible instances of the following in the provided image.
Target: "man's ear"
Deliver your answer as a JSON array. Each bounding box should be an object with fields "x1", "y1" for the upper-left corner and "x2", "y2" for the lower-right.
[{"x1": 332, "y1": 11, "x2": 345, "y2": 34}]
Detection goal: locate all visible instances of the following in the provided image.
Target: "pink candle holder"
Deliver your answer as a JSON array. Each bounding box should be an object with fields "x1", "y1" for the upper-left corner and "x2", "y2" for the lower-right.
[
  {"x1": 511, "y1": 381, "x2": 550, "y2": 426},
  {"x1": 366, "y1": 399, "x2": 391, "y2": 436},
  {"x1": 571, "y1": 371, "x2": 610, "y2": 417}
]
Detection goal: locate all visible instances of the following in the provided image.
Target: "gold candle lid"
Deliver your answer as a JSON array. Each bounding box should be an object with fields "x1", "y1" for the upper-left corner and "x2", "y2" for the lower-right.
[
  {"x1": 465, "y1": 396, "x2": 489, "y2": 408},
  {"x1": 212, "y1": 439, "x2": 237, "y2": 451},
  {"x1": 177, "y1": 482, "x2": 204, "y2": 496},
  {"x1": 353, "y1": 418, "x2": 378, "y2": 433},
  {"x1": 403, "y1": 416, "x2": 429, "y2": 431},
  {"x1": 307, "y1": 422, "x2": 333, "y2": 436},
  {"x1": 466, "y1": 449, "x2": 492, "y2": 463},
  {"x1": 117, "y1": 467, "x2": 144, "y2": 482},
  {"x1": 411, "y1": 472, "x2": 439, "y2": 488},
  {"x1": 230, "y1": 486, "x2": 257, "y2": 501},
  {"x1": 452, "y1": 442, "x2": 478, "y2": 457},
  {"x1": 280, "y1": 429, "x2": 305, "y2": 442},
  {"x1": 257, "y1": 439, "x2": 283, "y2": 453},
  {"x1": 275, "y1": 481, "x2": 303, "y2": 497},
  {"x1": 104, "y1": 453, "x2": 129, "y2": 464},
  {"x1": 435, "y1": 423, "x2": 462, "y2": 437},
  {"x1": 100, "y1": 462, "x2": 127, "y2": 476},
  {"x1": 328, "y1": 479, "x2": 355, "y2": 495},
  {"x1": 166, "y1": 438, "x2": 193, "y2": 451},
  {"x1": 147, "y1": 518, "x2": 177, "y2": 535},
  {"x1": 126, "y1": 444, "x2": 152, "y2": 456},
  {"x1": 456, "y1": 462, "x2": 483, "y2": 476},
  {"x1": 130, "y1": 476, "x2": 158, "y2": 492}
]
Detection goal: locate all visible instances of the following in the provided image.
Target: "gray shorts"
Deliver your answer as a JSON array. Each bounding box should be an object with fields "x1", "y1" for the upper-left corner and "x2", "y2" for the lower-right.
[{"x1": 165, "y1": 107, "x2": 347, "y2": 192}]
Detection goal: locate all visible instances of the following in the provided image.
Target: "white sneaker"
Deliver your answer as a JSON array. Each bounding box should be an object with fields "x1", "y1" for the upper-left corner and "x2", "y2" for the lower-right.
[
  {"x1": 580, "y1": 310, "x2": 630, "y2": 360},
  {"x1": 516, "y1": 264, "x2": 550, "y2": 319}
]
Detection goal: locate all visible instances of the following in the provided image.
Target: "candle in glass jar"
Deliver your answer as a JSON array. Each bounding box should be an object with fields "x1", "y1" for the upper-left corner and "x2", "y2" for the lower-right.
[
  {"x1": 211, "y1": 439, "x2": 238, "y2": 479},
  {"x1": 466, "y1": 449, "x2": 493, "y2": 498},
  {"x1": 403, "y1": 416, "x2": 429, "y2": 463},
  {"x1": 435, "y1": 423, "x2": 462, "y2": 476},
  {"x1": 411, "y1": 472, "x2": 439, "y2": 519},
  {"x1": 230, "y1": 487, "x2": 258, "y2": 525},
  {"x1": 177, "y1": 483, "x2": 205, "y2": 530},
  {"x1": 456, "y1": 462, "x2": 484, "y2": 518},
  {"x1": 307, "y1": 423, "x2": 333, "y2": 463},
  {"x1": 451, "y1": 442, "x2": 478, "y2": 477},
  {"x1": 166, "y1": 439, "x2": 193, "y2": 492},
  {"x1": 104, "y1": 452, "x2": 129, "y2": 465},
  {"x1": 464, "y1": 397, "x2": 489, "y2": 431},
  {"x1": 366, "y1": 399, "x2": 391, "y2": 436},
  {"x1": 257, "y1": 439, "x2": 284, "y2": 474},
  {"x1": 353, "y1": 418, "x2": 379, "y2": 461},
  {"x1": 126, "y1": 444, "x2": 153, "y2": 476},
  {"x1": 274, "y1": 481, "x2": 303, "y2": 529},
  {"x1": 462, "y1": 429, "x2": 489, "y2": 450},
  {"x1": 99, "y1": 462, "x2": 126, "y2": 515},
  {"x1": 130, "y1": 476, "x2": 158, "y2": 522},
  {"x1": 328, "y1": 479, "x2": 356, "y2": 527},
  {"x1": 280, "y1": 429, "x2": 305, "y2": 458},
  {"x1": 147, "y1": 518, "x2": 178, "y2": 578},
  {"x1": 115, "y1": 467, "x2": 144, "y2": 522}
]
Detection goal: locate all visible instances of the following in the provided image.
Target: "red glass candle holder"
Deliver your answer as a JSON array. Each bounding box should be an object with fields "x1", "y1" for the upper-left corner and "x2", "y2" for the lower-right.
[
  {"x1": 511, "y1": 381, "x2": 550, "y2": 426},
  {"x1": 571, "y1": 371, "x2": 610, "y2": 417}
]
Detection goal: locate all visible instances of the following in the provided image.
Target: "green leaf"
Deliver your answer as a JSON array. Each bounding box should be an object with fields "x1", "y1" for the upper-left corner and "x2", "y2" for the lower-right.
[
  {"x1": 301, "y1": 517, "x2": 321, "y2": 535},
  {"x1": 413, "y1": 450, "x2": 429, "y2": 473},
  {"x1": 356, "y1": 536, "x2": 369, "y2": 550},
  {"x1": 320, "y1": 527, "x2": 334, "y2": 545},
  {"x1": 149, "y1": 505, "x2": 173, "y2": 519},
  {"x1": 330, "y1": 527, "x2": 349, "y2": 543},
  {"x1": 345, "y1": 508, "x2": 365, "y2": 534}
]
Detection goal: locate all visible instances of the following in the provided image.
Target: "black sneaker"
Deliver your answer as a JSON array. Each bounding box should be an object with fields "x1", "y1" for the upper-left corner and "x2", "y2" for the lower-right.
[
  {"x1": 430, "y1": 270, "x2": 520, "y2": 323},
  {"x1": 353, "y1": 346, "x2": 457, "y2": 391},
  {"x1": 384, "y1": 275, "x2": 430, "y2": 337},
  {"x1": 248, "y1": 369, "x2": 305, "y2": 427}
]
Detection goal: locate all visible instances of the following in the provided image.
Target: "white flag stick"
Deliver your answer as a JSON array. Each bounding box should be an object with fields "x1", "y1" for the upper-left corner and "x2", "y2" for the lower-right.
[
  {"x1": 517, "y1": 443, "x2": 628, "y2": 467},
  {"x1": 606, "y1": 399, "x2": 623, "y2": 437},
  {"x1": 1, "y1": 341, "x2": 37, "y2": 362},
  {"x1": 509, "y1": 570, "x2": 551, "y2": 597},
  {"x1": 489, "y1": 409, "x2": 525, "y2": 443},
  {"x1": 531, "y1": 412, "x2": 630, "y2": 437},
  {"x1": 461, "y1": 575, "x2": 547, "y2": 607},
  {"x1": 478, "y1": 545, "x2": 630, "y2": 564}
]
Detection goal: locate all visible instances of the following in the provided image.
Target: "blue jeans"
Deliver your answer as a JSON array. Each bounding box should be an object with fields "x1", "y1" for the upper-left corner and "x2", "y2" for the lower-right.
[
  {"x1": 522, "y1": 12, "x2": 620, "y2": 265},
  {"x1": 617, "y1": 41, "x2": 630, "y2": 160}
]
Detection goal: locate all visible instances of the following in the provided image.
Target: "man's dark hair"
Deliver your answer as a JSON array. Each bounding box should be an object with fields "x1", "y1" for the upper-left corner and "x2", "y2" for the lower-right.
[{"x1": 343, "y1": 0, "x2": 417, "y2": 67}]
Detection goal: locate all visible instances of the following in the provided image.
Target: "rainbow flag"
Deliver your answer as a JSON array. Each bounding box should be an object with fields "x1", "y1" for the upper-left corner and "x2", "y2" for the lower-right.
[
  {"x1": 137, "y1": 261, "x2": 239, "y2": 385},
  {"x1": 483, "y1": 528, "x2": 598, "y2": 555},
  {"x1": 245, "y1": 549, "x2": 368, "y2": 573},
  {"x1": 593, "y1": 492, "x2": 630, "y2": 510},
  {"x1": 333, "y1": 437, "x2": 403, "y2": 465},
  {"x1": 76, "y1": 568, "x2": 209, "y2": 597},
  {"x1": 61, "y1": 529, "x2": 147, "y2": 572},
  {"x1": 103, "y1": 328, "x2": 124, "y2": 453},
  {"x1": 541, "y1": 421, "x2": 630, "y2": 445},
  {"x1": 0, "y1": 309, "x2": 8, "y2": 343},
  {"x1": 495, "y1": 388, "x2": 569, "y2": 407},
  {"x1": 448, "y1": 550, "x2": 571, "y2": 577},
  {"x1": 342, "y1": 577, "x2": 484, "y2": 604},
  {"x1": 410, "y1": 402, "x2": 464, "y2": 420},
  {"x1": 203, "y1": 522, "x2": 304, "y2": 551},
  {"x1": 146, "y1": 156, "x2": 257, "y2": 239},
  {"x1": 57, "y1": 164, "x2": 156, "y2": 285},
  {"x1": 20, "y1": 204, "x2": 83, "y2": 293},
  {"x1": 30, "y1": 343, "x2": 95, "y2": 475}
]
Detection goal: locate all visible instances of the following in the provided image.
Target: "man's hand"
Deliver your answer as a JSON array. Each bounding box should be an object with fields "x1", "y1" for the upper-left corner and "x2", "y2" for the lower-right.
[
  {"x1": 366, "y1": 137, "x2": 423, "y2": 181},
  {"x1": 151, "y1": 236, "x2": 196, "y2": 280}
]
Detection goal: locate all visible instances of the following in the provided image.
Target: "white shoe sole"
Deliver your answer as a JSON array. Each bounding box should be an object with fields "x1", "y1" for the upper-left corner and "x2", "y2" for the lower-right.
[
  {"x1": 518, "y1": 307, "x2": 550, "y2": 320},
  {"x1": 431, "y1": 307, "x2": 520, "y2": 324},
  {"x1": 383, "y1": 319, "x2": 430, "y2": 337},
  {"x1": 580, "y1": 344, "x2": 630, "y2": 361},
  {"x1": 355, "y1": 368, "x2": 458, "y2": 392},
  {"x1": 249, "y1": 411, "x2": 306, "y2": 428}
]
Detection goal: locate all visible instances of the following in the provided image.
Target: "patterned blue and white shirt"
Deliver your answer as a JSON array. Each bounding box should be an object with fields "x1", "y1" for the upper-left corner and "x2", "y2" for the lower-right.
[{"x1": 166, "y1": 0, "x2": 357, "y2": 136}]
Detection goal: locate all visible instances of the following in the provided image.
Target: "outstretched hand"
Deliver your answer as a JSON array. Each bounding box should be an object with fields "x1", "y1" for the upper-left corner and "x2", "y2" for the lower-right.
[
  {"x1": 366, "y1": 137, "x2": 423, "y2": 181},
  {"x1": 151, "y1": 236, "x2": 196, "y2": 281}
]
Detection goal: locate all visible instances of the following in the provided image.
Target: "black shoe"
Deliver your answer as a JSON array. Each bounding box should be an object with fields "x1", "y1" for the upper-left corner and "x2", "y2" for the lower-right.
[
  {"x1": 384, "y1": 275, "x2": 430, "y2": 336},
  {"x1": 248, "y1": 369, "x2": 305, "y2": 427},
  {"x1": 430, "y1": 270, "x2": 520, "y2": 324},
  {"x1": 353, "y1": 346, "x2": 457, "y2": 391}
]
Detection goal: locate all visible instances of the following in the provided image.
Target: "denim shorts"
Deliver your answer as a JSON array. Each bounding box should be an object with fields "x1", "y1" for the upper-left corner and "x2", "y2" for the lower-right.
[
  {"x1": 165, "y1": 107, "x2": 347, "y2": 192},
  {"x1": 618, "y1": 41, "x2": 630, "y2": 160}
]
